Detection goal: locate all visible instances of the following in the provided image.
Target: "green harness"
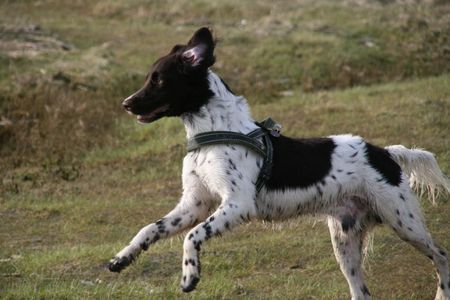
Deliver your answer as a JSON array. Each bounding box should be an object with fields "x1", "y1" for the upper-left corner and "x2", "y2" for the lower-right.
[{"x1": 186, "y1": 118, "x2": 281, "y2": 194}]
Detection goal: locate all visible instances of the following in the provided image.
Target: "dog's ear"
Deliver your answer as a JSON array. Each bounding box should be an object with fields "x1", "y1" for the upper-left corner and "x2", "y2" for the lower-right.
[
  {"x1": 170, "y1": 44, "x2": 184, "y2": 54},
  {"x1": 181, "y1": 27, "x2": 215, "y2": 70}
]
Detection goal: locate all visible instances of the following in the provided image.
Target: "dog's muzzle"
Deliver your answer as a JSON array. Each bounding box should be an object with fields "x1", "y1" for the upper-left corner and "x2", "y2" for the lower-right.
[{"x1": 122, "y1": 98, "x2": 132, "y2": 112}]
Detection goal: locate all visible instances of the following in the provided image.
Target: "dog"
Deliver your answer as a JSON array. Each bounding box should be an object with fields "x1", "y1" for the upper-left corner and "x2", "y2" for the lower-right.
[{"x1": 108, "y1": 27, "x2": 450, "y2": 299}]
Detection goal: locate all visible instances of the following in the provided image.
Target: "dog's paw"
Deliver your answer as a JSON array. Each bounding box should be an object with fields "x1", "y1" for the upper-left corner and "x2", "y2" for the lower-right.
[
  {"x1": 181, "y1": 274, "x2": 200, "y2": 293},
  {"x1": 181, "y1": 252, "x2": 201, "y2": 292},
  {"x1": 107, "y1": 254, "x2": 134, "y2": 273}
]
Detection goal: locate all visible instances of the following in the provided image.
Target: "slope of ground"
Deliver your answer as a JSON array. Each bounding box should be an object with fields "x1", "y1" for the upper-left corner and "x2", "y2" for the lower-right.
[{"x1": 0, "y1": 0, "x2": 449, "y2": 299}]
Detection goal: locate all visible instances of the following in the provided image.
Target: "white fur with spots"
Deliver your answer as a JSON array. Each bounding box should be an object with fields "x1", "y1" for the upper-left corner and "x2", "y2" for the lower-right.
[{"x1": 109, "y1": 70, "x2": 450, "y2": 299}]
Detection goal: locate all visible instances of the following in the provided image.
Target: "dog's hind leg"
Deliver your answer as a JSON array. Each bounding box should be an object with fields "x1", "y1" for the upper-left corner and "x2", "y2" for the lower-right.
[
  {"x1": 327, "y1": 202, "x2": 375, "y2": 300},
  {"x1": 108, "y1": 183, "x2": 211, "y2": 273},
  {"x1": 374, "y1": 186, "x2": 450, "y2": 300},
  {"x1": 180, "y1": 198, "x2": 255, "y2": 292}
]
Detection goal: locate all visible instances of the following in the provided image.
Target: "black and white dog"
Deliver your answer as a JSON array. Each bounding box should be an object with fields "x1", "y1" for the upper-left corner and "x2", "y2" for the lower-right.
[{"x1": 109, "y1": 27, "x2": 450, "y2": 299}]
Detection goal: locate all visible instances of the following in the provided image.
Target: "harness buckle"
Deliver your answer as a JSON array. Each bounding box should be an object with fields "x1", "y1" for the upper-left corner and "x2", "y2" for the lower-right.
[
  {"x1": 260, "y1": 117, "x2": 282, "y2": 137},
  {"x1": 270, "y1": 129, "x2": 280, "y2": 137}
]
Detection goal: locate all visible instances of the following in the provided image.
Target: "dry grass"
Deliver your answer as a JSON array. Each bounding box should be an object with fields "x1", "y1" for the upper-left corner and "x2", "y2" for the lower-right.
[{"x1": 0, "y1": 0, "x2": 449, "y2": 299}]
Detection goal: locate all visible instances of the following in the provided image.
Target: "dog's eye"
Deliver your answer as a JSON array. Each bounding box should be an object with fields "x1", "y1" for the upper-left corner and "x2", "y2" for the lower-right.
[
  {"x1": 150, "y1": 72, "x2": 159, "y2": 84},
  {"x1": 150, "y1": 72, "x2": 164, "y2": 87}
]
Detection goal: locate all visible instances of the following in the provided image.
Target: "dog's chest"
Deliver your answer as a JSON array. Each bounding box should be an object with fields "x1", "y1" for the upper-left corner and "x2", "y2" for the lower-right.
[{"x1": 185, "y1": 145, "x2": 262, "y2": 196}]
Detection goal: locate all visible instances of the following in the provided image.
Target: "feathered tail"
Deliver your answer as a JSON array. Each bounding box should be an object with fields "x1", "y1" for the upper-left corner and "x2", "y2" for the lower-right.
[{"x1": 386, "y1": 145, "x2": 450, "y2": 204}]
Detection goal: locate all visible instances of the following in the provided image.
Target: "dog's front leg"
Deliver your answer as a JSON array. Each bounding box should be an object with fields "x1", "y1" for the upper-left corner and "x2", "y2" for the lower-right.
[
  {"x1": 108, "y1": 185, "x2": 211, "y2": 273},
  {"x1": 180, "y1": 199, "x2": 255, "y2": 292}
]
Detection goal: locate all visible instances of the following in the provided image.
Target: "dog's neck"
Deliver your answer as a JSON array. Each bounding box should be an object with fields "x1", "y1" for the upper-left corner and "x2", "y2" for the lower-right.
[{"x1": 181, "y1": 70, "x2": 259, "y2": 138}]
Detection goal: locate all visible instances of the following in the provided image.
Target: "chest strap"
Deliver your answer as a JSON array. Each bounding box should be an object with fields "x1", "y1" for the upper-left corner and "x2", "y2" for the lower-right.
[{"x1": 186, "y1": 118, "x2": 281, "y2": 194}]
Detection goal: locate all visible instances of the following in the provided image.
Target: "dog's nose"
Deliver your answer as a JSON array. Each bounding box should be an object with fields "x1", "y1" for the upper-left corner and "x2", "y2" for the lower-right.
[{"x1": 122, "y1": 98, "x2": 132, "y2": 111}]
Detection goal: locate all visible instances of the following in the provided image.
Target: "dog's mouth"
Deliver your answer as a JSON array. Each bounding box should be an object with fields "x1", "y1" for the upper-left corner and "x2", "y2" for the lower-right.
[{"x1": 136, "y1": 104, "x2": 170, "y2": 124}]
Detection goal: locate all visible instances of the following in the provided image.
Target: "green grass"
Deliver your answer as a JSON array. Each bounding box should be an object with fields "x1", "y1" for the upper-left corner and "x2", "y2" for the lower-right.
[
  {"x1": 1, "y1": 75, "x2": 449, "y2": 299},
  {"x1": 1, "y1": 0, "x2": 450, "y2": 299}
]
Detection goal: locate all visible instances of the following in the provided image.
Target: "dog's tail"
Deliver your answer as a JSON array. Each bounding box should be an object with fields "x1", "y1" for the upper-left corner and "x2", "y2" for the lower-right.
[{"x1": 386, "y1": 145, "x2": 450, "y2": 204}]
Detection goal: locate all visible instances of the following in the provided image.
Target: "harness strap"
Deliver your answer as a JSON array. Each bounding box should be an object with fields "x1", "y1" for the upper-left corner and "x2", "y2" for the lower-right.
[
  {"x1": 186, "y1": 118, "x2": 281, "y2": 194},
  {"x1": 187, "y1": 131, "x2": 266, "y2": 157},
  {"x1": 254, "y1": 134, "x2": 273, "y2": 193}
]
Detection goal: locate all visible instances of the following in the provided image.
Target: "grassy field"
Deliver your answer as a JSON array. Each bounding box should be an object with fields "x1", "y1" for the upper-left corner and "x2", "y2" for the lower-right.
[{"x1": 1, "y1": 0, "x2": 450, "y2": 299}]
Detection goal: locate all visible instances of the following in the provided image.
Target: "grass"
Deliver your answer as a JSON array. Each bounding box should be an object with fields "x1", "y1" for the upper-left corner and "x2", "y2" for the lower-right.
[{"x1": 0, "y1": 0, "x2": 449, "y2": 299}]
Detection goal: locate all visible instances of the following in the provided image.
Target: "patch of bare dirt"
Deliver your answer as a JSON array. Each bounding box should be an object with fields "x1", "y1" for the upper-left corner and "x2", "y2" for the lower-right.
[{"x1": 0, "y1": 24, "x2": 74, "y2": 59}]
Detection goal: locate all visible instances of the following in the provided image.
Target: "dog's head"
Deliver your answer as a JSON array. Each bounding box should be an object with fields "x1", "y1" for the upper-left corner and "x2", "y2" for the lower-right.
[{"x1": 122, "y1": 27, "x2": 216, "y2": 123}]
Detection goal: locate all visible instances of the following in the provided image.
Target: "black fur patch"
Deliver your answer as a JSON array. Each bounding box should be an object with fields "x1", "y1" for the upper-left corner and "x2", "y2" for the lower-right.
[
  {"x1": 107, "y1": 254, "x2": 134, "y2": 273},
  {"x1": 361, "y1": 284, "x2": 371, "y2": 296},
  {"x1": 151, "y1": 233, "x2": 160, "y2": 243},
  {"x1": 373, "y1": 214, "x2": 383, "y2": 224},
  {"x1": 365, "y1": 143, "x2": 402, "y2": 186},
  {"x1": 341, "y1": 215, "x2": 356, "y2": 232},
  {"x1": 182, "y1": 276, "x2": 200, "y2": 293},
  {"x1": 266, "y1": 136, "x2": 336, "y2": 190},
  {"x1": 193, "y1": 240, "x2": 202, "y2": 251},
  {"x1": 203, "y1": 223, "x2": 213, "y2": 240},
  {"x1": 140, "y1": 242, "x2": 149, "y2": 251},
  {"x1": 171, "y1": 217, "x2": 182, "y2": 226}
]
